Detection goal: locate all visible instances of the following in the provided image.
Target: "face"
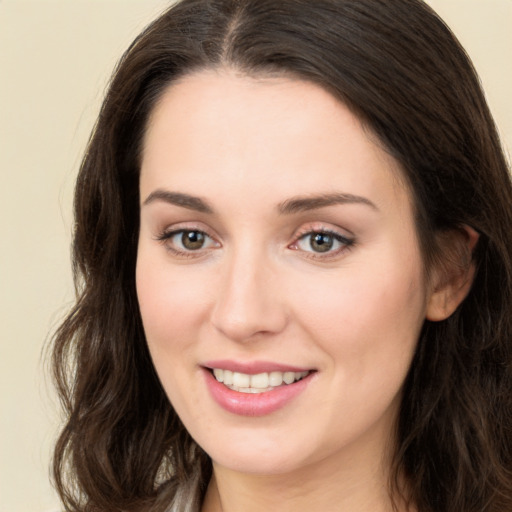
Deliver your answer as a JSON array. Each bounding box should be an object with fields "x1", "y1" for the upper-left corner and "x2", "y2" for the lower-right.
[{"x1": 136, "y1": 70, "x2": 431, "y2": 477}]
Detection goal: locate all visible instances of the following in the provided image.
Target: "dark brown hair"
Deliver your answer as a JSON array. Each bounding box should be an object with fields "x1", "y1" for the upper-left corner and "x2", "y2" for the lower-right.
[{"x1": 51, "y1": 1, "x2": 512, "y2": 511}]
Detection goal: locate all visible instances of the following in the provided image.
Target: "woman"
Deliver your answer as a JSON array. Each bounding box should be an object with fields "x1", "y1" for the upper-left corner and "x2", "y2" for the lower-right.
[{"x1": 51, "y1": 0, "x2": 512, "y2": 511}]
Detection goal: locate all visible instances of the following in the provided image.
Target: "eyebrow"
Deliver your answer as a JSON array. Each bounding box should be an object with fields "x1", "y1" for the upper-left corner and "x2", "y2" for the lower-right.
[
  {"x1": 142, "y1": 189, "x2": 378, "y2": 215},
  {"x1": 278, "y1": 193, "x2": 378, "y2": 214},
  {"x1": 142, "y1": 190, "x2": 214, "y2": 213}
]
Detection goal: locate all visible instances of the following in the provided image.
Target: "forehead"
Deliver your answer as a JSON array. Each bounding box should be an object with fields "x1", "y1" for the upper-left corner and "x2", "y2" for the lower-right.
[{"x1": 140, "y1": 69, "x2": 410, "y2": 214}]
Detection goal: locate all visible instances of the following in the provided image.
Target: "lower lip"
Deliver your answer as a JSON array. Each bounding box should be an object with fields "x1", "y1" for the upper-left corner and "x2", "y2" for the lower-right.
[{"x1": 203, "y1": 368, "x2": 313, "y2": 417}]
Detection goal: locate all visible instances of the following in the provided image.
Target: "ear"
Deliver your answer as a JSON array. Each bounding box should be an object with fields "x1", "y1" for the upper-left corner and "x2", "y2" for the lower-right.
[{"x1": 426, "y1": 225, "x2": 479, "y2": 322}]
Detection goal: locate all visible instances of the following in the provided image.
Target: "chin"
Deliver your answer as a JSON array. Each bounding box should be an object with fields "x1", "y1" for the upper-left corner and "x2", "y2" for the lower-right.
[
  {"x1": 210, "y1": 447, "x2": 309, "y2": 476},
  {"x1": 190, "y1": 420, "x2": 335, "y2": 477}
]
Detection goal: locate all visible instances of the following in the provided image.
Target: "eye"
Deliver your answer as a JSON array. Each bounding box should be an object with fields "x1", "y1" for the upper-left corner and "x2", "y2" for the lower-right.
[
  {"x1": 157, "y1": 229, "x2": 219, "y2": 254},
  {"x1": 177, "y1": 230, "x2": 208, "y2": 250},
  {"x1": 292, "y1": 230, "x2": 354, "y2": 256}
]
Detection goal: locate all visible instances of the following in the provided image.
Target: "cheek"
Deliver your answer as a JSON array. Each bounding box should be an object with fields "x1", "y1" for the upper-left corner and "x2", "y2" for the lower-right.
[
  {"x1": 292, "y1": 260, "x2": 426, "y2": 426},
  {"x1": 136, "y1": 253, "x2": 208, "y2": 411},
  {"x1": 136, "y1": 253, "x2": 210, "y2": 350},
  {"x1": 293, "y1": 256, "x2": 427, "y2": 371}
]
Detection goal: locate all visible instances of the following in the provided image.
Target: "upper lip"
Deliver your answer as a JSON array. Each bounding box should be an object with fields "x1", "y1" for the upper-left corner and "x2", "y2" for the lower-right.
[{"x1": 203, "y1": 359, "x2": 313, "y2": 375}]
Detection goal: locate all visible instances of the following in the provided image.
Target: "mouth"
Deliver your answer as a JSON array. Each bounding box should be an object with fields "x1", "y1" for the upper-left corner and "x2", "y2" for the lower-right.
[
  {"x1": 209, "y1": 368, "x2": 311, "y2": 394},
  {"x1": 202, "y1": 360, "x2": 316, "y2": 416}
]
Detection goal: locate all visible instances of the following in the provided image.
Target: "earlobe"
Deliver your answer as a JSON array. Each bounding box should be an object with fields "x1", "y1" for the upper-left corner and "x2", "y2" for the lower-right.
[{"x1": 425, "y1": 225, "x2": 479, "y2": 322}]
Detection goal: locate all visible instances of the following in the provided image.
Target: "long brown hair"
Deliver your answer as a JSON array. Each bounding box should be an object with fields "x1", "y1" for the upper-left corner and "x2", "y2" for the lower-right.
[{"x1": 51, "y1": 1, "x2": 512, "y2": 511}]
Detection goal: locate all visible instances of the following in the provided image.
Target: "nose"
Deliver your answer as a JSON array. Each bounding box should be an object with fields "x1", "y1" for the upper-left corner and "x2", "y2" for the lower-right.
[{"x1": 210, "y1": 247, "x2": 288, "y2": 343}]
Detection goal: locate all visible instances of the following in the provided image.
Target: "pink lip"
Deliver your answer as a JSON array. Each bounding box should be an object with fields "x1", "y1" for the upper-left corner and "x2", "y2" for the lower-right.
[
  {"x1": 202, "y1": 367, "x2": 314, "y2": 417},
  {"x1": 203, "y1": 359, "x2": 311, "y2": 374}
]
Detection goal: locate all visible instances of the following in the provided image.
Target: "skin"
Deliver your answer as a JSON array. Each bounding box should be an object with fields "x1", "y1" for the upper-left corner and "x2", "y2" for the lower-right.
[{"x1": 136, "y1": 69, "x2": 473, "y2": 511}]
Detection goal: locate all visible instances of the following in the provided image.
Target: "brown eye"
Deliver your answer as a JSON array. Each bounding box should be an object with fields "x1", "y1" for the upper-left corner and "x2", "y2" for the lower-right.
[
  {"x1": 181, "y1": 230, "x2": 205, "y2": 250},
  {"x1": 309, "y1": 233, "x2": 334, "y2": 253},
  {"x1": 293, "y1": 230, "x2": 354, "y2": 257},
  {"x1": 158, "y1": 228, "x2": 218, "y2": 255}
]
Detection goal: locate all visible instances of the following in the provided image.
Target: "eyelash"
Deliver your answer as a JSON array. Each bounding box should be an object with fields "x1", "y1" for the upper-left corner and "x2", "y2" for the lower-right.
[
  {"x1": 290, "y1": 228, "x2": 355, "y2": 260},
  {"x1": 155, "y1": 227, "x2": 218, "y2": 259},
  {"x1": 155, "y1": 226, "x2": 355, "y2": 260}
]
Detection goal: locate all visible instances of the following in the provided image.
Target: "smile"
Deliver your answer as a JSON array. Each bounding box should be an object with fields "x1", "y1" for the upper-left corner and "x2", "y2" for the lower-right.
[
  {"x1": 212, "y1": 369, "x2": 310, "y2": 393},
  {"x1": 203, "y1": 364, "x2": 315, "y2": 416}
]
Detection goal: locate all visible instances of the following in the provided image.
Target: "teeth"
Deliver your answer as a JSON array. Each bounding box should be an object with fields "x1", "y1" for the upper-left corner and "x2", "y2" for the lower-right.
[
  {"x1": 269, "y1": 371, "x2": 283, "y2": 386},
  {"x1": 283, "y1": 371, "x2": 295, "y2": 384},
  {"x1": 250, "y1": 372, "x2": 269, "y2": 388},
  {"x1": 232, "y1": 372, "x2": 250, "y2": 388},
  {"x1": 212, "y1": 369, "x2": 310, "y2": 391},
  {"x1": 223, "y1": 370, "x2": 233, "y2": 385}
]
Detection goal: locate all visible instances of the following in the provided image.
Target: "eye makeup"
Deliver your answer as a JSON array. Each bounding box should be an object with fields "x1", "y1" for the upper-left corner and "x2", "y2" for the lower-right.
[{"x1": 154, "y1": 220, "x2": 356, "y2": 263}]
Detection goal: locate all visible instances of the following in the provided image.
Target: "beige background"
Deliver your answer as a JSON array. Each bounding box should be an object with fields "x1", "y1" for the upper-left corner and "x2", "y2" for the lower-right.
[{"x1": 0, "y1": 1, "x2": 510, "y2": 511}]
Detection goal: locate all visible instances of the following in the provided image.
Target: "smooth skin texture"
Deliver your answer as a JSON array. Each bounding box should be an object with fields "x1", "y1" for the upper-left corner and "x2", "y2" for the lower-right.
[{"x1": 136, "y1": 70, "x2": 474, "y2": 512}]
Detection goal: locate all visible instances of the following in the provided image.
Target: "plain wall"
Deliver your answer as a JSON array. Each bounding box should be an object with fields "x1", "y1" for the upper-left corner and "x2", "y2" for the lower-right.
[{"x1": 0, "y1": 1, "x2": 510, "y2": 511}]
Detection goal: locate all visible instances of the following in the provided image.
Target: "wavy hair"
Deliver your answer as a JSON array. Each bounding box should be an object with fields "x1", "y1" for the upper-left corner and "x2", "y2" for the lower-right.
[{"x1": 51, "y1": 1, "x2": 512, "y2": 510}]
